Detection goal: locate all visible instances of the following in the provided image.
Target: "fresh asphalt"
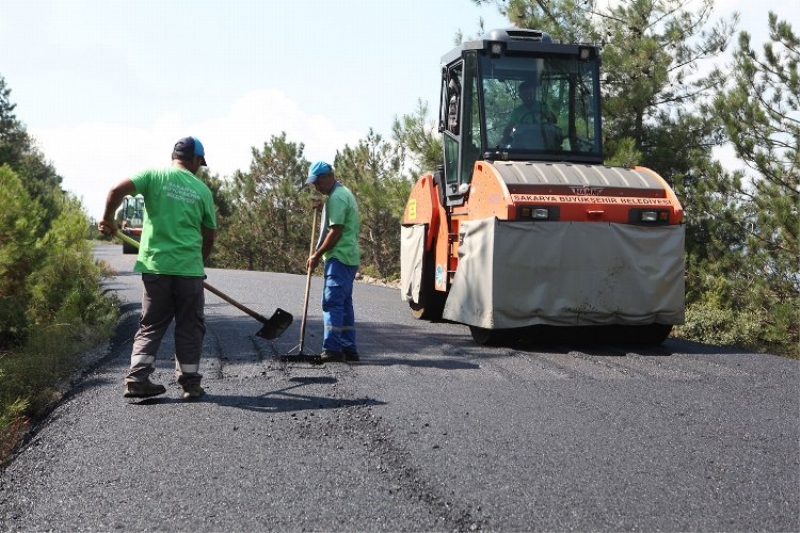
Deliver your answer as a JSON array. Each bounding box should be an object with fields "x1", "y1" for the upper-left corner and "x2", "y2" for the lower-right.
[{"x1": 0, "y1": 243, "x2": 797, "y2": 532}]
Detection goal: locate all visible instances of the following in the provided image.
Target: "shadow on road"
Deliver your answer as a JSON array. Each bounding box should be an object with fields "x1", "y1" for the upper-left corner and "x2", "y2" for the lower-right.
[
  {"x1": 350, "y1": 358, "x2": 479, "y2": 370},
  {"x1": 130, "y1": 375, "x2": 385, "y2": 413}
]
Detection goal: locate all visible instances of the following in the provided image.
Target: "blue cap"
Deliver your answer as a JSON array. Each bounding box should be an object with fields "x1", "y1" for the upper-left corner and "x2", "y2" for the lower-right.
[
  {"x1": 306, "y1": 161, "x2": 332, "y2": 184},
  {"x1": 173, "y1": 136, "x2": 207, "y2": 167}
]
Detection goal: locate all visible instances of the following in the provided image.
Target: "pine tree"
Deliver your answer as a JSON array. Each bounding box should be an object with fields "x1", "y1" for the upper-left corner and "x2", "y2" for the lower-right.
[
  {"x1": 334, "y1": 130, "x2": 412, "y2": 279},
  {"x1": 0, "y1": 73, "x2": 63, "y2": 230},
  {"x1": 213, "y1": 133, "x2": 311, "y2": 274},
  {"x1": 705, "y1": 13, "x2": 799, "y2": 356}
]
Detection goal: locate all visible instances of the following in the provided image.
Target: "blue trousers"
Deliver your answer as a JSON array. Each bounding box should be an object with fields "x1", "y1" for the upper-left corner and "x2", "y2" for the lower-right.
[{"x1": 322, "y1": 258, "x2": 358, "y2": 353}]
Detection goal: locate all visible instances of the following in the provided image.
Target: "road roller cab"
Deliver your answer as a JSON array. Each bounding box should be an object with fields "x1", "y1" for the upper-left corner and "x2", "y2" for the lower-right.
[{"x1": 400, "y1": 28, "x2": 685, "y2": 345}]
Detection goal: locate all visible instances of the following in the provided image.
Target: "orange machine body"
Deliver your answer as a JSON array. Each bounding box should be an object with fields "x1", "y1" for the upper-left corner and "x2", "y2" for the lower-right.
[{"x1": 403, "y1": 160, "x2": 684, "y2": 293}]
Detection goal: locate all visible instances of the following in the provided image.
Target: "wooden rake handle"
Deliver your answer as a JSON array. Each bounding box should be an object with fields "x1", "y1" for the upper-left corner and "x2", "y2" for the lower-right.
[{"x1": 299, "y1": 209, "x2": 318, "y2": 352}]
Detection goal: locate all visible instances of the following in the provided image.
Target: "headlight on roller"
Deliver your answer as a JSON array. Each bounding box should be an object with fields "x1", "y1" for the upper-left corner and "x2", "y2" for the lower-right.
[
  {"x1": 517, "y1": 206, "x2": 560, "y2": 221},
  {"x1": 629, "y1": 208, "x2": 670, "y2": 225}
]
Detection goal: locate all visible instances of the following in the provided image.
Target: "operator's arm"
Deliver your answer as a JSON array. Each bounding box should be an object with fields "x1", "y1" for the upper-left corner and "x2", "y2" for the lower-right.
[
  {"x1": 202, "y1": 226, "x2": 216, "y2": 262},
  {"x1": 99, "y1": 178, "x2": 137, "y2": 235},
  {"x1": 306, "y1": 225, "x2": 343, "y2": 272}
]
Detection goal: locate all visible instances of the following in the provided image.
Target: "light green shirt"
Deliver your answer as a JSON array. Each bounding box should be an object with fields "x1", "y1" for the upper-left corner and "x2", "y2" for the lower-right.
[
  {"x1": 322, "y1": 183, "x2": 360, "y2": 266},
  {"x1": 130, "y1": 167, "x2": 217, "y2": 277}
]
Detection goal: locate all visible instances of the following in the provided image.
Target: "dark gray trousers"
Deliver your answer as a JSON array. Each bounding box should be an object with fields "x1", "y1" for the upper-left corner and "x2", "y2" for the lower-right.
[{"x1": 126, "y1": 274, "x2": 205, "y2": 387}]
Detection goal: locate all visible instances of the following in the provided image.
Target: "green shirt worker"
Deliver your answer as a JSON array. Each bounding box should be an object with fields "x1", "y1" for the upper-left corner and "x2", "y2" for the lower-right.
[
  {"x1": 305, "y1": 161, "x2": 361, "y2": 363},
  {"x1": 99, "y1": 137, "x2": 217, "y2": 400}
]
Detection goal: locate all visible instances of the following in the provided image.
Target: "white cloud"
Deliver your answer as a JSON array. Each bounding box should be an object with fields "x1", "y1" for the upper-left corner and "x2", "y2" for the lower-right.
[{"x1": 32, "y1": 90, "x2": 363, "y2": 220}]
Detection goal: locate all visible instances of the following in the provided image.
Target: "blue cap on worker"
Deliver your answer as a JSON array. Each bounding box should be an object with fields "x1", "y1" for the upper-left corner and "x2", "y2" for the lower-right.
[
  {"x1": 173, "y1": 136, "x2": 207, "y2": 167},
  {"x1": 306, "y1": 161, "x2": 332, "y2": 184}
]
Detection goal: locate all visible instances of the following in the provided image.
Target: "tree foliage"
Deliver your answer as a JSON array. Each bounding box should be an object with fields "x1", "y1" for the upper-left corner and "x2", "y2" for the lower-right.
[
  {"x1": 695, "y1": 12, "x2": 799, "y2": 356},
  {"x1": 211, "y1": 133, "x2": 312, "y2": 274},
  {"x1": 0, "y1": 165, "x2": 116, "y2": 349},
  {"x1": 211, "y1": 127, "x2": 420, "y2": 281},
  {"x1": 334, "y1": 130, "x2": 413, "y2": 279},
  {"x1": 0, "y1": 75, "x2": 63, "y2": 230},
  {"x1": 0, "y1": 77, "x2": 27, "y2": 168},
  {"x1": 0, "y1": 74, "x2": 116, "y2": 351},
  {"x1": 0, "y1": 165, "x2": 45, "y2": 345},
  {"x1": 391, "y1": 100, "x2": 443, "y2": 177}
]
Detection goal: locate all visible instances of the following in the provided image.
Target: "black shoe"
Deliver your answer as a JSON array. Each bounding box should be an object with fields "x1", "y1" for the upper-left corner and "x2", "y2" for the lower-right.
[
  {"x1": 181, "y1": 384, "x2": 206, "y2": 400},
  {"x1": 123, "y1": 379, "x2": 166, "y2": 398},
  {"x1": 319, "y1": 350, "x2": 345, "y2": 363},
  {"x1": 343, "y1": 349, "x2": 359, "y2": 361}
]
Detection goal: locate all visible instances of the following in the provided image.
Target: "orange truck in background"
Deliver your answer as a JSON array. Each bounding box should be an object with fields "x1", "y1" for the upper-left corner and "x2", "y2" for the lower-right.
[{"x1": 400, "y1": 29, "x2": 685, "y2": 345}]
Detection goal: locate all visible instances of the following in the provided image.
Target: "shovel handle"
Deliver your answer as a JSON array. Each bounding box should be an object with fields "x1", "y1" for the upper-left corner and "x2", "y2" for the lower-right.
[
  {"x1": 200, "y1": 282, "x2": 271, "y2": 324},
  {"x1": 115, "y1": 229, "x2": 141, "y2": 249},
  {"x1": 115, "y1": 230, "x2": 271, "y2": 325}
]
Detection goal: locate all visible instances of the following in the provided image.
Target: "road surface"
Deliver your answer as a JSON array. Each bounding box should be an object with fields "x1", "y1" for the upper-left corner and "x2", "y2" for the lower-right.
[{"x1": 1, "y1": 243, "x2": 797, "y2": 532}]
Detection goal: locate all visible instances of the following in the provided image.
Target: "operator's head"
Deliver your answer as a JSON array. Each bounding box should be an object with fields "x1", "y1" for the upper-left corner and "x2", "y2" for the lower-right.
[
  {"x1": 306, "y1": 161, "x2": 335, "y2": 194},
  {"x1": 172, "y1": 137, "x2": 207, "y2": 174},
  {"x1": 519, "y1": 80, "x2": 537, "y2": 105}
]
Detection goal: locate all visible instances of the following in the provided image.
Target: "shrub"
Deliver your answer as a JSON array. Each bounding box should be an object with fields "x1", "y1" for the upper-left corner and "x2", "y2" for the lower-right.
[
  {"x1": 0, "y1": 175, "x2": 118, "y2": 464},
  {"x1": 676, "y1": 300, "x2": 798, "y2": 359},
  {"x1": 0, "y1": 165, "x2": 45, "y2": 347}
]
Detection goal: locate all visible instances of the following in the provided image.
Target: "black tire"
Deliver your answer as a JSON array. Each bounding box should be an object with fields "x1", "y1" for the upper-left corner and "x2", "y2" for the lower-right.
[
  {"x1": 469, "y1": 326, "x2": 505, "y2": 346},
  {"x1": 409, "y1": 284, "x2": 446, "y2": 320},
  {"x1": 122, "y1": 241, "x2": 137, "y2": 254},
  {"x1": 625, "y1": 324, "x2": 673, "y2": 345}
]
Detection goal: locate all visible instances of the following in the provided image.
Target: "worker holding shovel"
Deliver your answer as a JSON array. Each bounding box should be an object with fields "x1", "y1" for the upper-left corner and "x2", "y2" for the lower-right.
[
  {"x1": 305, "y1": 161, "x2": 361, "y2": 363},
  {"x1": 99, "y1": 137, "x2": 217, "y2": 400}
]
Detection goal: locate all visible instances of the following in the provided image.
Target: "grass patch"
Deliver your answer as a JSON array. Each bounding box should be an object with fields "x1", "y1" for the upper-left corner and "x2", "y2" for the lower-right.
[{"x1": 0, "y1": 296, "x2": 117, "y2": 466}]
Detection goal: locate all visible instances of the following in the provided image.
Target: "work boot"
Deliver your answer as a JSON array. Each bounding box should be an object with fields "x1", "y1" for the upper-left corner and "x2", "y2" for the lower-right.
[
  {"x1": 123, "y1": 379, "x2": 166, "y2": 398},
  {"x1": 319, "y1": 350, "x2": 345, "y2": 363},
  {"x1": 182, "y1": 384, "x2": 206, "y2": 400},
  {"x1": 343, "y1": 349, "x2": 359, "y2": 362}
]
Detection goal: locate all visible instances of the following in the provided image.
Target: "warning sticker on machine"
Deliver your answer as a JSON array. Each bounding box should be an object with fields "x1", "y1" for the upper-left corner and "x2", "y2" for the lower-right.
[
  {"x1": 407, "y1": 199, "x2": 417, "y2": 221},
  {"x1": 435, "y1": 264, "x2": 444, "y2": 290},
  {"x1": 511, "y1": 194, "x2": 671, "y2": 206}
]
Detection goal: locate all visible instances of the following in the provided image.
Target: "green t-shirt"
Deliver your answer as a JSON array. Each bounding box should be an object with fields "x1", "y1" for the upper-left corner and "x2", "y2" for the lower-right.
[
  {"x1": 322, "y1": 184, "x2": 360, "y2": 266},
  {"x1": 130, "y1": 167, "x2": 217, "y2": 277}
]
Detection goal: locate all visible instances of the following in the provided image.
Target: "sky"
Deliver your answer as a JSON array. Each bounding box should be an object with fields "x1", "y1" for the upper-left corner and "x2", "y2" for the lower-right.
[{"x1": 0, "y1": 0, "x2": 794, "y2": 220}]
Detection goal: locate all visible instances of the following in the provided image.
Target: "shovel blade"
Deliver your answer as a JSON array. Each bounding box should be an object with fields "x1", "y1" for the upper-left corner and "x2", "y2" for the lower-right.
[{"x1": 255, "y1": 308, "x2": 294, "y2": 340}]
